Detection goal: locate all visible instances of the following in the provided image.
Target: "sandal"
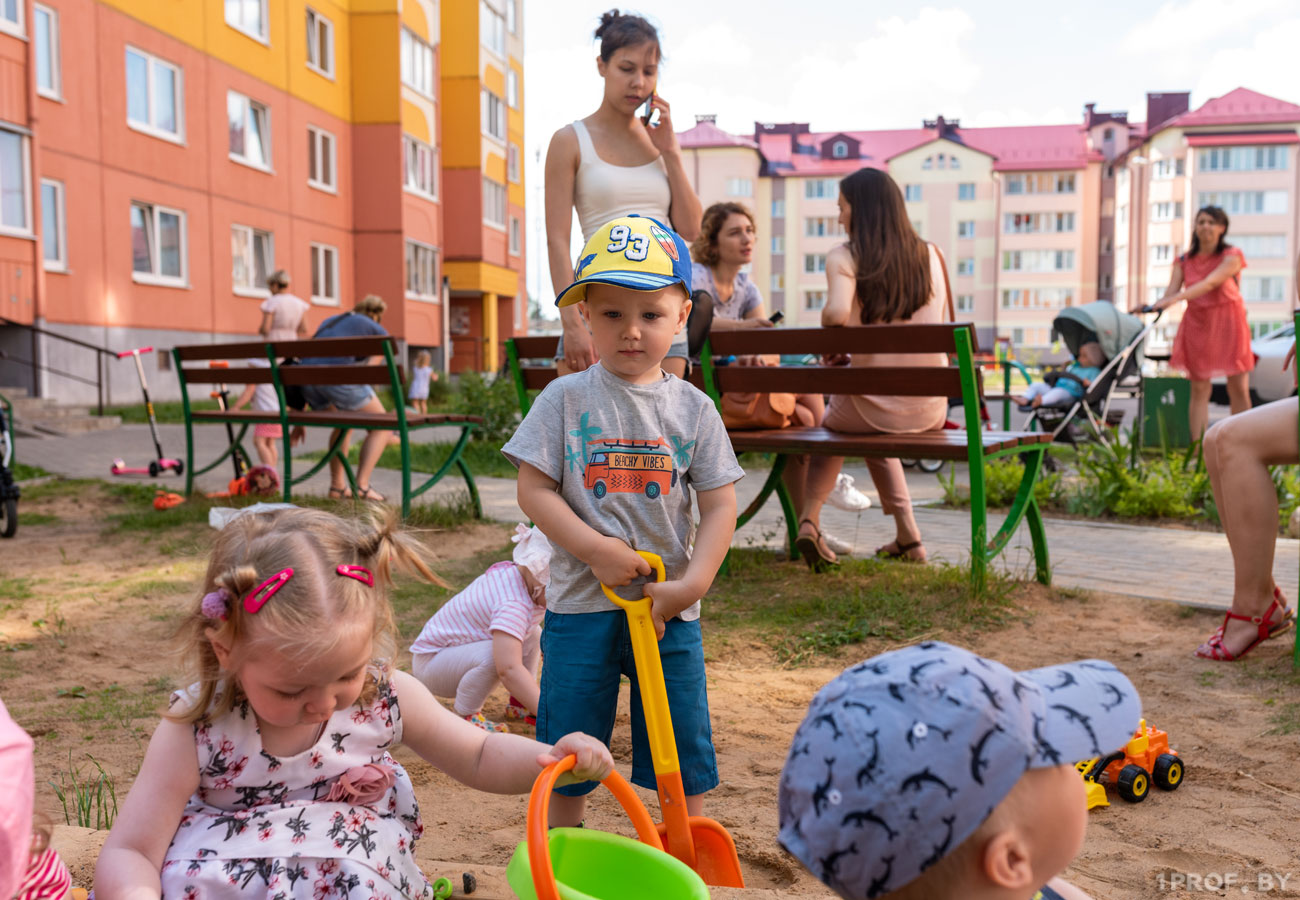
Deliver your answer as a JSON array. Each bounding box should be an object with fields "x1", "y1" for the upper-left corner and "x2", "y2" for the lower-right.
[
  {"x1": 1195, "y1": 590, "x2": 1294, "y2": 661},
  {"x1": 876, "y1": 539, "x2": 926, "y2": 562},
  {"x1": 355, "y1": 485, "x2": 386, "y2": 503},
  {"x1": 795, "y1": 519, "x2": 839, "y2": 572},
  {"x1": 327, "y1": 486, "x2": 351, "y2": 499}
]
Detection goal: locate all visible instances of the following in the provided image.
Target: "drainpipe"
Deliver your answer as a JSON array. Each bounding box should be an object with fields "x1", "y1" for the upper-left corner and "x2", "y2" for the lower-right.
[
  {"x1": 991, "y1": 171, "x2": 1002, "y2": 344},
  {"x1": 441, "y1": 275, "x2": 451, "y2": 376},
  {"x1": 24, "y1": 0, "x2": 45, "y2": 397}
]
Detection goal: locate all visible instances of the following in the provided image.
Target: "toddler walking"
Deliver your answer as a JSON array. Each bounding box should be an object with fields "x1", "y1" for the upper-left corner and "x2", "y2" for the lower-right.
[
  {"x1": 409, "y1": 524, "x2": 550, "y2": 732},
  {"x1": 407, "y1": 350, "x2": 436, "y2": 415},
  {"x1": 95, "y1": 507, "x2": 612, "y2": 900}
]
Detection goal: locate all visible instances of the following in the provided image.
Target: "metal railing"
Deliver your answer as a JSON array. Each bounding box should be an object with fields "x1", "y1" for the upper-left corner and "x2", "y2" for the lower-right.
[{"x1": 0, "y1": 316, "x2": 118, "y2": 415}]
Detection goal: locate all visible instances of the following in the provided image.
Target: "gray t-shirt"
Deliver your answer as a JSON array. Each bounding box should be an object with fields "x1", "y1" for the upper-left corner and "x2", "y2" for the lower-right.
[
  {"x1": 691, "y1": 262, "x2": 763, "y2": 321},
  {"x1": 502, "y1": 363, "x2": 744, "y2": 620}
]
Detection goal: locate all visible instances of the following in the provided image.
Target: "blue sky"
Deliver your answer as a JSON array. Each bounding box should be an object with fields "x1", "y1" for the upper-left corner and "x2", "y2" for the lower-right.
[{"x1": 521, "y1": 0, "x2": 1300, "y2": 307}]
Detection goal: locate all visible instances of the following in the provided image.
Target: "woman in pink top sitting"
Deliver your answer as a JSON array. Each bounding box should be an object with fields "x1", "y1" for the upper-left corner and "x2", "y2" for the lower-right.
[
  {"x1": 1144, "y1": 206, "x2": 1253, "y2": 442},
  {"x1": 795, "y1": 168, "x2": 950, "y2": 570}
]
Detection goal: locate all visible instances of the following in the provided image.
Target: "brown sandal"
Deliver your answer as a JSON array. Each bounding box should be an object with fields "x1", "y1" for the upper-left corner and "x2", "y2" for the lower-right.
[
  {"x1": 795, "y1": 519, "x2": 839, "y2": 572},
  {"x1": 355, "y1": 484, "x2": 386, "y2": 503},
  {"x1": 876, "y1": 540, "x2": 926, "y2": 562}
]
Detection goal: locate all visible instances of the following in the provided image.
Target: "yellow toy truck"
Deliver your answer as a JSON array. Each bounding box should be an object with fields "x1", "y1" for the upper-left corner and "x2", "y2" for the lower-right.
[{"x1": 1076, "y1": 718, "x2": 1184, "y2": 808}]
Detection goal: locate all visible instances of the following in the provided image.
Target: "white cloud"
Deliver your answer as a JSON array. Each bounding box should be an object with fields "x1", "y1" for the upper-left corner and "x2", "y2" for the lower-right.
[
  {"x1": 1120, "y1": 0, "x2": 1294, "y2": 85},
  {"x1": 1192, "y1": 18, "x2": 1300, "y2": 106}
]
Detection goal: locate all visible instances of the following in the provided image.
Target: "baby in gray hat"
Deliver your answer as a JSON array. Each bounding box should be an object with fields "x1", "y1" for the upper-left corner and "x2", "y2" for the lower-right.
[{"x1": 778, "y1": 641, "x2": 1142, "y2": 900}]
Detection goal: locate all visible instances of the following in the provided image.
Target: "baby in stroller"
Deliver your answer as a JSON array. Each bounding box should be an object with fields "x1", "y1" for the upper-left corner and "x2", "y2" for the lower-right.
[{"x1": 1015, "y1": 340, "x2": 1105, "y2": 410}]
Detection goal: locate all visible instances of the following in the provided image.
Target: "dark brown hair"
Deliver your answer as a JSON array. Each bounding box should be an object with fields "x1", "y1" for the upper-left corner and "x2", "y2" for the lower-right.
[
  {"x1": 839, "y1": 168, "x2": 933, "y2": 324},
  {"x1": 690, "y1": 202, "x2": 754, "y2": 267},
  {"x1": 1186, "y1": 205, "x2": 1231, "y2": 257},
  {"x1": 595, "y1": 9, "x2": 660, "y2": 62}
]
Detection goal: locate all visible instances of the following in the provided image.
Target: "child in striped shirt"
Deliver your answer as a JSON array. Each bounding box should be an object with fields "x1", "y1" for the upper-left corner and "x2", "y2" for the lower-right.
[{"x1": 409, "y1": 525, "x2": 551, "y2": 731}]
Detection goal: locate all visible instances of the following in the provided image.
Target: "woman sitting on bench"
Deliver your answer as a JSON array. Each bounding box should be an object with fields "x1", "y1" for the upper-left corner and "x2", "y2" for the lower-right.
[{"x1": 795, "y1": 168, "x2": 951, "y2": 569}]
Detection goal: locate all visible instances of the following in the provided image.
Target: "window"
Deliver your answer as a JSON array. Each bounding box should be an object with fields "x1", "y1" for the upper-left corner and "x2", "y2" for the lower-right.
[
  {"x1": 507, "y1": 69, "x2": 519, "y2": 109},
  {"x1": 956, "y1": 294, "x2": 974, "y2": 313},
  {"x1": 1151, "y1": 244, "x2": 1173, "y2": 264},
  {"x1": 771, "y1": 273, "x2": 784, "y2": 291},
  {"x1": 1118, "y1": 204, "x2": 1128, "y2": 226},
  {"x1": 307, "y1": 126, "x2": 336, "y2": 191},
  {"x1": 400, "y1": 28, "x2": 434, "y2": 97},
  {"x1": 904, "y1": 184, "x2": 922, "y2": 202},
  {"x1": 230, "y1": 224, "x2": 273, "y2": 294},
  {"x1": 1001, "y1": 250, "x2": 1075, "y2": 272},
  {"x1": 0, "y1": 129, "x2": 29, "y2": 234},
  {"x1": 725, "y1": 177, "x2": 753, "y2": 197},
  {"x1": 1102, "y1": 237, "x2": 1113, "y2": 253},
  {"x1": 1004, "y1": 212, "x2": 1076, "y2": 234},
  {"x1": 228, "y1": 91, "x2": 271, "y2": 170},
  {"x1": 771, "y1": 198, "x2": 785, "y2": 217},
  {"x1": 509, "y1": 216, "x2": 521, "y2": 256},
  {"x1": 305, "y1": 8, "x2": 334, "y2": 77},
  {"x1": 1197, "y1": 191, "x2": 1288, "y2": 216},
  {"x1": 804, "y1": 290, "x2": 826, "y2": 310},
  {"x1": 1198, "y1": 146, "x2": 1288, "y2": 172},
  {"x1": 1101, "y1": 273, "x2": 1112, "y2": 290},
  {"x1": 1242, "y1": 276, "x2": 1286, "y2": 302},
  {"x1": 831, "y1": 141, "x2": 848, "y2": 159},
  {"x1": 771, "y1": 235, "x2": 784, "y2": 254},
  {"x1": 310, "y1": 242, "x2": 339, "y2": 305},
  {"x1": 1233, "y1": 234, "x2": 1287, "y2": 258},
  {"x1": 958, "y1": 182, "x2": 976, "y2": 201},
  {"x1": 130, "y1": 201, "x2": 186, "y2": 285},
  {"x1": 1005, "y1": 173, "x2": 1077, "y2": 195},
  {"x1": 406, "y1": 240, "x2": 438, "y2": 299},
  {"x1": 804, "y1": 217, "x2": 844, "y2": 237},
  {"x1": 1055, "y1": 212, "x2": 1075, "y2": 232},
  {"x1": 506, "y1": 0, "x2": 518, "y2": 34},
  {"x1": 480, "y1": 0, "x2": 505, "y2": 56},
  {"x1": 126, "y1": 48, "x2": 182, "y2": 141},
  {"x1": 922, "y1": 156, "x2": 932, "y2": 170},
  {"x1": 1150, "y1": 201, "x2": 1184, "y2": 222},
  {"x1": 224, "y1": 0, "x2": 268, "y2": 42},
  {"x1": 1054, "y1": 174, "x2": 1076, "y2": 193},
  {"x1": 803, "y1": 254, "x2": 827, "y2": 274},
  {"x1": 0, "y1": 0, "x2": 21, "y2": 36},
  {"x1": 804, "y1": 178, "x2": 839, "y2": 200},
  {"x1": 1151, "y1": 157, "x2": 1184, "y2": 179},
  {"x1": 482, "y1": 177, "x2": 506, "y2": 228},
  {"x1": 482, "y1": 89, "x2": 506, "y2": 142},
  {"x1": 1005, "y1": 175, "x2": 1025, "y2": 195},
  {"x1": 1000, "y1": 288, "x2": 1075, "y2": 309},
  {"x1": 957, "y1": 220, "x2": 975, "y2": 239},
  {"x1": 956, "y1": 257, "x2": 974, "y2": 276},
  {"x1": 40, "y1": 178, "x2": 64, "y2": 270},
  {"x1": 507, "y1": 142, "x2": 521, "y2": 183},
  {"x1": 950, "y1": 156, "x2": 960, "y2": 169},
  {"x1": 34, "y1": 4, "x2": 59, "y2": 99},
  {"x1": 404, "y1": 135, "x2": 437, "y2": 198}
]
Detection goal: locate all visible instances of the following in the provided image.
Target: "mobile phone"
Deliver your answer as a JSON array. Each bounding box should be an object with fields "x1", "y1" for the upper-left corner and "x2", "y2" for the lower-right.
[
  {"x1": 641, "y1": 94, "x2": 658, "y2": 127},
  {"x1": 768, "y1": 311, "x2": 784, "y2": 324}
]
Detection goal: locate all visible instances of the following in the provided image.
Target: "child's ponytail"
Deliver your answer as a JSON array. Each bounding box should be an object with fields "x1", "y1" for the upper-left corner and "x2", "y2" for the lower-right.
[{"x1": 355, "y1": 507, "x2": 447, "y2": 589}]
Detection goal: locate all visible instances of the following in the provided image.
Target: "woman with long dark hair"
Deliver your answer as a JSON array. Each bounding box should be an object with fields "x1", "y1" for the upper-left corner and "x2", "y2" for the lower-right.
[
  {"x1": 1144, "y1": 205, "x2": 1252, "y2": 441},
  {"x1": 795, "y1": 168, "x2": 950, "y2": 570},
  {"x1": 544, "y1": 9, "x2": 702, "y2": 378}
]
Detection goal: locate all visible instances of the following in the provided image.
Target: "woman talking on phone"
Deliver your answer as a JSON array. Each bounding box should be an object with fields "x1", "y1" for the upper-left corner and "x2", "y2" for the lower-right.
[{"x1": 544, "y1": 9, "x2": 702, "y2": 377}]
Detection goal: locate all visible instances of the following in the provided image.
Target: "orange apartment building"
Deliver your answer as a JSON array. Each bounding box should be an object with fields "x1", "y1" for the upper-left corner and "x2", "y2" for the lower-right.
[{"x1": 0, "y1": 0, "x2": 525, "y2": 403}]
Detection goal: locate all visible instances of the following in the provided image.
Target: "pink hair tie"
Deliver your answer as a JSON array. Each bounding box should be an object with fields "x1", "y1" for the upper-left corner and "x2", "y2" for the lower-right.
[
  {"x1": 201, "y1": 588, "x2": 231, "y2": 620},
  {"x1": 244, "y1": 568, "x2": 294, "y2": 614},
  {"x1": 336, "y1": 564, "x2": 374, "y2": 586}
]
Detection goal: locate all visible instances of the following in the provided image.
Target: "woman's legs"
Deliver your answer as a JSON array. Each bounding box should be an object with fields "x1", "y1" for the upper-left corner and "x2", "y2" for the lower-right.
[
  {"x1": 1225, "y1": 371, "x2": 1252, "y2": 416},
  {"x1": 1188, "y1": 379, "x2": 1212, "y2": 444},
  {"x1": 782, "y1": 393, "x2": 825, "y2": 513},
  {"x1": 1199, "y1": 398, "x2": 1299, "y2": 657},
  {"x1": 797, "y1": 455, "x2": 844, "y2": 561},
  {"x1": 352, "y1": 393, "x2": 391, "y2": 500},
  {"x1": 327, "y1": 427, "x2": 352, "y2": 493},
  {"x1": 865, "y1": 457, "x2": 925, "y2": 560}
]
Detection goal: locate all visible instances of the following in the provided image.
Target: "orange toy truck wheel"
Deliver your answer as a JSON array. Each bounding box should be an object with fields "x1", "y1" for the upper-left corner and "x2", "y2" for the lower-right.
[
  {"x1": 1152, "y1": 753, "x2": 1183, "y2": 790},
  {"x1": 1117, "y1": 764, "x2": 1149, "y2": 802}
]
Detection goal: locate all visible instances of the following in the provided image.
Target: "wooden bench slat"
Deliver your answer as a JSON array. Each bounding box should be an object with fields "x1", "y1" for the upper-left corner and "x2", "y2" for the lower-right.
[
  {"x1": 726, "y1": 426, "x2": 1048, "y2": 459},
  {"x1": 278, "y1": 364, "x2": 396, "y2": 386},
  {"x1": 178, "y1": 368, "x2": 277, "y2": 384},
  {"x1": 520, "y1": 368, "x2": 559, "y2": 391},
  {"x1": 511, "y1": 336, "x2": 561, "y2": 359},
  {"x1": 707, "y1": 323, "x2": 977, "y2": 356},
  {"x1": 174, "y1": 341, "x2": 275, "y2": 361},
  {"x1": 191, "y1": 410, "x2": 483, "y2": 426},
  {"x1": 268, "y1": 335, "x2": 396, "y2": 358},
  {"x1": 713, "y1": 365, "x2": 962, "y2": 397}
]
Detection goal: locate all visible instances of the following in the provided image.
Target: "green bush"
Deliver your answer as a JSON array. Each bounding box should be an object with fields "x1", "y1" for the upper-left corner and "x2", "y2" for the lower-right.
[
  {"x1": 940, "y1": 457, "x2": 1062, "y2": 509},
  {"x1": 452, "y1": 371, "x2": 520, "y2": 445}
]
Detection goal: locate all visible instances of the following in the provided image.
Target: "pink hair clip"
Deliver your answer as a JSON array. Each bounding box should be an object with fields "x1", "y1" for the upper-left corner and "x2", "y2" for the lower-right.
[
  {"x1": 244, "y1": 568, "x2": 294, "y2": 614},
  {"x1": 336, "y1": 564, "x2": 374, "y2": 587}
]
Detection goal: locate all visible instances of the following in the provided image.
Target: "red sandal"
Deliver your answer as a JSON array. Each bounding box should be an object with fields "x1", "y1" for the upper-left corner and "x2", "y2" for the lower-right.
[{"x1": 1195, "y1": 590, "x2": 1294, "y2": 661}]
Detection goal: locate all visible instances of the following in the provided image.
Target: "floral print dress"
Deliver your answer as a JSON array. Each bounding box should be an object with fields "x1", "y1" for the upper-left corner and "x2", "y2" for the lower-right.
[{"x1": 162, "y1": 674, "x2": 433, "y2": 900}]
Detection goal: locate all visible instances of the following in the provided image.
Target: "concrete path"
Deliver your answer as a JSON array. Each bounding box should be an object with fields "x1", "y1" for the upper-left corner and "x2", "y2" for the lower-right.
[{"x1": 14, "y1": 424, "x2": 1296, "y2": 613}]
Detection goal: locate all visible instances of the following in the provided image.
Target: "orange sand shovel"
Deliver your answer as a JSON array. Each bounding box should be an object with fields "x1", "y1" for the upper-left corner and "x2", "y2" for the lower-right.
[{"x1": 601, "y1": 551, "x2": 746, "y2": 888}]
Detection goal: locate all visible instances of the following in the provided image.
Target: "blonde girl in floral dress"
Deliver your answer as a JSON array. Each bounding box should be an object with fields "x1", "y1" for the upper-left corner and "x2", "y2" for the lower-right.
[{"x1": 95, "y1": 508, "x2": 612, "y2": 900}]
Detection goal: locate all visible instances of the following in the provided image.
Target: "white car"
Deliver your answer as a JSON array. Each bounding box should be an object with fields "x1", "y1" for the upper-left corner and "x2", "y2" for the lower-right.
[{"x1": 1211, "y1": 324, "x2": 1295, "y2": 405}]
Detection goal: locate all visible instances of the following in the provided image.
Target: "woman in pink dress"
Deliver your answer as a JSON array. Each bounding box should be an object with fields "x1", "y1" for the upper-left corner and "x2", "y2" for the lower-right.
[{"x1": 1146, "y1": 206, "x2": 1253, "y2": 442}]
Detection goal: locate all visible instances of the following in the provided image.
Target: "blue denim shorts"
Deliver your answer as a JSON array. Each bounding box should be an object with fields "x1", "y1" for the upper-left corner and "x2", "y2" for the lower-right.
[
  {"x1": 301, "y1": 383, "x2": 375, "y2": 411},
  {"x1": 538, "y1": 609, "x2": 718, "y2": 797}
]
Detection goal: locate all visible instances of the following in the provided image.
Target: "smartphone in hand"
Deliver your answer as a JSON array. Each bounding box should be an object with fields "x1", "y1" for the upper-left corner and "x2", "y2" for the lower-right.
[
  {"x1": 641, "y1": 94, "x2": 658, "y2": 127},
  {"x1": 768, "y1": 311, "x2": 784, "y2": 324}
]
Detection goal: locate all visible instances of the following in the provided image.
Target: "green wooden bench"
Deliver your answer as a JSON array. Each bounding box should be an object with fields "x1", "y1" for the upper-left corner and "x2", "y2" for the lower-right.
[
  {"x1": 172, "y1": 336, "x2": 483, "y2": 518},
  {"x1": 506, "y1": 325, "x2": 1052, "y2": 594}
]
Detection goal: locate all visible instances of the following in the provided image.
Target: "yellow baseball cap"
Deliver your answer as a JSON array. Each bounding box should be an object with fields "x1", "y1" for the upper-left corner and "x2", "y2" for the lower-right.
[{"x1": 555, "y1": 215, "x2": 693, "y2": 308}]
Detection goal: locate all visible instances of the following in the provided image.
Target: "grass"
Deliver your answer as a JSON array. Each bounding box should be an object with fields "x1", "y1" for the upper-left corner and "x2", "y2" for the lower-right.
[
  {"x1": 0, "y1": 574, "x2": 34, "y2": 599},
  {"x1": 296, "y1": 440, "x2": 518, "y2": 480},
  {"x1": 1265, "y1": 702, "x2": 1300, "y2": 736},
  {"x1": 48, "y1": 751, "x2": 118, "y2": 829},
  {"x1": 706, "y1": 548, "x2": 1021, "y2": 666},
  {"x1": 95, "y1": 398, "x2": 220, "y2": 424},
  {"x1": 11, "y1": 462, "x2": 51, "y2": 481},
  {"x1": 18, "y1": 511, "x2": 59, "y2": 526}
]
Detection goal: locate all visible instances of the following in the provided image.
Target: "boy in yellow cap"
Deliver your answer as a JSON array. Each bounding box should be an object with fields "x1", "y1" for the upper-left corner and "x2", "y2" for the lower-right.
[{"x1": 503, "y1": 215, "x2": 743, "y2": 826}]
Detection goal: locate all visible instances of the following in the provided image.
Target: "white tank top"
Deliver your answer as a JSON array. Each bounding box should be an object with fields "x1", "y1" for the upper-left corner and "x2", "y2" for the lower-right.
[{"x1": 571, "y1": 119, "x2": 672, "y2": 241}]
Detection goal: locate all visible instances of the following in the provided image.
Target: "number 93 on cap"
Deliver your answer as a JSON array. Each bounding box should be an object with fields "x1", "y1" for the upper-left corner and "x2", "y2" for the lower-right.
[{"x1": 555, "y1": 215, "x2": 693, "y2": 308}]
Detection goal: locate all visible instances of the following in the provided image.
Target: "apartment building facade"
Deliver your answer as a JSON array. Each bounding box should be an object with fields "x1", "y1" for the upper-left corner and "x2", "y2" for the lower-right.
[
  {"x1": 677, "y1": 86, "x2": 1298, "y2": 353},
  {"x1": 0, "y1": 0, "x2": 525, "y2": 403}
]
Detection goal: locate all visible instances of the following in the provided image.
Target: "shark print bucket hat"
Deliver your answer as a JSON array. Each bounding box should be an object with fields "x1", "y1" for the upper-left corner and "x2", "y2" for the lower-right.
[{"x1": 777, "y1": 641, "x2": 1141, "y2": 899}]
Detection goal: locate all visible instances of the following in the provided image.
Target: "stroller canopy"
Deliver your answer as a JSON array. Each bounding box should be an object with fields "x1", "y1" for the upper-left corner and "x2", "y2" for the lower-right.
[{"x1": 1052, "y1": 302, "x2": 1146, "y2": 365}]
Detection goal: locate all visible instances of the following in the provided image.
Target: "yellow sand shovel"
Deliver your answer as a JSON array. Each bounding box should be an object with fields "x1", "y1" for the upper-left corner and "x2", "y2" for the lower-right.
[{"x1": 600, "y1": 550, "x2": 746, "y2": 888}]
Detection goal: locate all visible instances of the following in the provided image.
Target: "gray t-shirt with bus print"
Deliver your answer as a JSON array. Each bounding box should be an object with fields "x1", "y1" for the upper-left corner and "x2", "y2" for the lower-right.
[{"x1": 502, "y1": 363, "x2": 744, "y2": 620}]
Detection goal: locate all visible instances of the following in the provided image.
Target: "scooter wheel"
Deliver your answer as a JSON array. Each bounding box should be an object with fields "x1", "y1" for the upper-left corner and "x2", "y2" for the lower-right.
[
  {"x1": 0, "y1": 496, "x2": 15, "y2": 538},
  {"x1": 149, "y1": 461, "x2": 161, "y2": 477},
  {"x1": 172, "y1": 461, "x2": 185, "y2": 476}
]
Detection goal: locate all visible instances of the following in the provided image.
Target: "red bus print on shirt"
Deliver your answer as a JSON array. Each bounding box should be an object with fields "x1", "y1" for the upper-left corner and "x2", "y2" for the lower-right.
[{"x1": 583, "y1": 439, "x2": 679, "y2": 499}]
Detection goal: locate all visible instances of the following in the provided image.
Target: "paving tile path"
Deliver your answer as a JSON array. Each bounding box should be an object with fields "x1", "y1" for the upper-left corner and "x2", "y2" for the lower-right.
[{"x1": 17, "y1": 424, "x2": 1297, "y2": 613}]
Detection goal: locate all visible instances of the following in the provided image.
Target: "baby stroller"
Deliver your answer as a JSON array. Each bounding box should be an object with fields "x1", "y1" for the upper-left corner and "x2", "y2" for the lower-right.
[
  {"x1": 1025, "y1": 301, "x2": 1160, "y2": 448},
  {"x1": 0, "y1": 393, "x2": 18, "y2": 538}
]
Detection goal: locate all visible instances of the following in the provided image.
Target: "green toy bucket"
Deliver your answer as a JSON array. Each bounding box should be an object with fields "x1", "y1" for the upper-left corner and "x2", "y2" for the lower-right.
[{"x1": 506, "y1": 756, "x2": 711, "y2": 900}]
